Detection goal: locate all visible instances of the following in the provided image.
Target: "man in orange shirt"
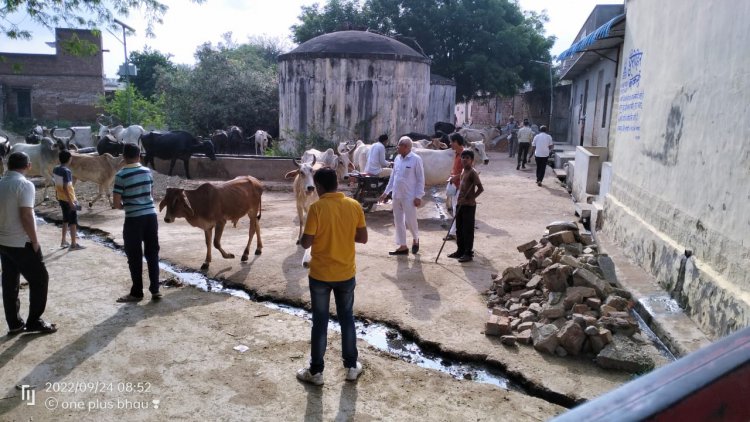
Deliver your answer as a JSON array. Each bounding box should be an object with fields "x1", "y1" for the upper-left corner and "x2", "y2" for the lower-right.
[
  {"x1": 444, "y1": 133, "x2": 465, "y2": 241},
  {"x1": 297, "y1": 168, "x2": 368, "y2": 385}
]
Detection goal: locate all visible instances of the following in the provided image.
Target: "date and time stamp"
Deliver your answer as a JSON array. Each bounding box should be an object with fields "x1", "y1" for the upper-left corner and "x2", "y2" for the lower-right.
[{"x1": 18, "y1": 381, "x2": 160, "y2": 412}]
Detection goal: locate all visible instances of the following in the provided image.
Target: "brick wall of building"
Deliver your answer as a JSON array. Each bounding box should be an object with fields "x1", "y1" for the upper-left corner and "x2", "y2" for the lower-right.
[{"x1": 0, "y1": 28, "x2": 104, "y2": 122}]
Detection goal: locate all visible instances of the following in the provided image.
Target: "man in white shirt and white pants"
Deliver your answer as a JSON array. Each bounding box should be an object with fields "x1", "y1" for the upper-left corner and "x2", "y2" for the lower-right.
[
  {"x1": 529, "y1": 125, "x2": 554, "y2": 187},
  {"x1": 364, "y1": 134, "x2": 392, "y2": 177},
  {"x1": 380, "y1": 136, "x2": 425, "y2": 255}
]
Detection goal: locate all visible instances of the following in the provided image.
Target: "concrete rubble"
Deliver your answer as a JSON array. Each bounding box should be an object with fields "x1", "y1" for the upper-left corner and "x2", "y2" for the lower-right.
[{"x1": 484, "y1": 220, "x2": 655, "y2": 373}]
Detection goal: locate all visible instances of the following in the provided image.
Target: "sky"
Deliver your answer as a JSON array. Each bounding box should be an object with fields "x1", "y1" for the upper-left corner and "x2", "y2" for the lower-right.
[{"x1": 1, "y1": 0, "x2": 623, "y2": 79}]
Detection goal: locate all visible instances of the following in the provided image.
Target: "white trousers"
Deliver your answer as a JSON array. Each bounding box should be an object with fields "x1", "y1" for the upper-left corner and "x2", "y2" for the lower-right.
[{"x1": 392, "y1": 197, "x2": 419, "y2": 246}]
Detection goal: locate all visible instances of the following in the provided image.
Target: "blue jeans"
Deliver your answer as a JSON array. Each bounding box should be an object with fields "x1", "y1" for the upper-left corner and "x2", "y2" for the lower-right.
[{"x1": 308, "y1": 277, "x2": 357, "y2": 374}]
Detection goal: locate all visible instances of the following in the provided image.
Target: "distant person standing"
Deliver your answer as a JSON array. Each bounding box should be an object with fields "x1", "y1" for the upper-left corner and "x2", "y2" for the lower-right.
[
  {"x1": 379, "y1": 136, "x2": 425, "y2": 255},
  {"x1": 506, "y1": 116, "x2": 519, "y2": 158},
  {"x1": 0, "y1": 152, "x2": 57, "y2": 334},
  {"x1": 529, "y1": 125, "x2": 554, "y2": 187},
  {"x1": 296, "y1": 167, "x2": 368, "y2": 385},
  {"x1": 444, "y1": 133, "x2": 465, "y2": 241},
  {"x1": 447, "y1": 150, "x2": 484, "y2": 263},
  {"x1": 516, "y1": 120, "x2": 534, "y2": 170},
  {"x1": 53, "y1": 150, "x2": 85, "y2": 250},
  {"x1": 112, "y1": 143, "x2": 162, "y2": 303},
  {"x1": 364, "y1": 134, "x2": 392, "y2": 177}
]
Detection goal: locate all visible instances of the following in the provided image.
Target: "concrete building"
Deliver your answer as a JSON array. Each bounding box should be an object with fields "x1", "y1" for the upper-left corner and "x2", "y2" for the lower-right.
[
  {"x1": 558, "y1": 5, "x2": 625, "y2": 148},
  {"x1": 426, "y1": 73, "x2": 456, "y2": 133},
  {"x1": 277, "y1": 30, "x2": 432, "y2": 150},
  {"x1": 562, "y1": 0, "x2": 749, "y2": 339},
  {"x1": 0, "y1": 28, "x2": 104, "y2": 123}
]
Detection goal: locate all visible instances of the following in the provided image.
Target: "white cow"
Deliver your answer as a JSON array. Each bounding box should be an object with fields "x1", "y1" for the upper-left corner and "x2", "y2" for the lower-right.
[
  {"x1": 284, "y1": 156, "x2": 323, "y2": 267},
  {"x1": 99, "y1": 124, "x2": 146, "y2": 146},
  {"x1": 68, "y1": 152, "x2": 126, "y2": 207},
  {"x1": 336, "y1": 141, "x2": 356, "y2": 174},
  {"x1": 10, "y1": 137, "x2": 63, "y2": 199},
  {"x1": 351, "y1": 141, "x2": 371, "y2": 172},
  {"x1": 458, "y1": 127, "x2": 501, "y2": 145},
  {"x1": 302, "y1": 148, "x2": 351, "y2": 181},
  {"x1": 412, "y1": 141, "x2": 490, "y2": 186},
  {"x1": 254, "y1": 130, "x2": 271, "y2": 155}
]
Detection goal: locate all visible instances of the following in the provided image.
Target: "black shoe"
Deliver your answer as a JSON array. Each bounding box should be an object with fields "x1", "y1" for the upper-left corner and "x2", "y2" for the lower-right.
[
  {"x1": 458, "y1": 255, "x2": 473, "y2": 263},
  {"x1": 411, "y1": 243, "x2": 420, "y2": 254},
  {"x1": 537, "y1": 181, "x2": 542, "y2": 187},
  {"x1": 389, "y1": 248, "x2": 408, "y2": 256},
  {"x1": 447, "y1": 251, "x2": 462, "y2": 259},
  {"x1": 7, "y1": 323, "x2": 25, "y2": 336},
  {"x1": 516, "y1": 165, "x2": 520, "y2": 170},
  {"x1": 24, "y1": 320, "x2": 57, "y2": 334}
]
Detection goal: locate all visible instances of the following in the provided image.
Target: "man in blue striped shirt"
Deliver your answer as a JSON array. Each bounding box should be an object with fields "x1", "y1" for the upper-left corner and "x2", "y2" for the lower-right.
[{"x1": 112, "y1": 143, "x2": 162, "y2": 303}]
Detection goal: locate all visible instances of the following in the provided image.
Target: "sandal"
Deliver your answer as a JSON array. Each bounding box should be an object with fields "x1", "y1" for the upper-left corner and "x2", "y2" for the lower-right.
[
  {"x1": 151, "y1": 292, "x2": 163, "y2": 300},
  {"x1": 60, "y1": 242, "x2": 70, "y2": 248},
  {"x1": 116, "y1": 294, "x2": 143, "y2": 303},
  {"x1": 69, "y1": 244, "x2": 86, "y2": 251}
]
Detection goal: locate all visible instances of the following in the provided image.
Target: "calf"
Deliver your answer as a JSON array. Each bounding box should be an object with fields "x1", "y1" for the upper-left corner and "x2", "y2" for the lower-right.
[
  {"x1": 159, "y1": 176, "x2": 264, "y2": 270},
  {"x1": 211, "y1": 130, "x2": 229, "y2": 154},
  {"x1": 227, "y1": 126, "x2": 243, "y2": 155},
  {"x1": 141, "y1": 130, "x2": 217, "y2": 179},
  {"x1": 68, "y1": 152, "x2": 126, "y2": 207},
  {"x1": 254, "y1": 130, "x2": 271, "y2": 155},
  {"x1": 96, "y1": 134, "x2": 125, "y2": 156}
]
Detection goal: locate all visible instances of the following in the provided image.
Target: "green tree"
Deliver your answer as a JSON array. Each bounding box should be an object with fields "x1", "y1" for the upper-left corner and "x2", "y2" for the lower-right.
[
  {"x1": 98, "y1": 85, "x2": 166, "y2": 129},
  {"x1": 127, "y1": 48, "x2": 175, "y2": 100},
  {"x1": 291, "y1": 0, "x2": 555, "y2": 98},
  {"x1": 0, "y1": 0, "x2": 203, "y2": 41},
  {"x1": 157, "y1": 33, "x2": 280, "y2": 135}
]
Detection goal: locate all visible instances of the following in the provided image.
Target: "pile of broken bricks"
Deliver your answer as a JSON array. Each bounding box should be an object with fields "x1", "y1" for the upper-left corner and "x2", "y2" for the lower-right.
[{"x1": 483, "y1": 221, "x2": 655, "y2": 373}]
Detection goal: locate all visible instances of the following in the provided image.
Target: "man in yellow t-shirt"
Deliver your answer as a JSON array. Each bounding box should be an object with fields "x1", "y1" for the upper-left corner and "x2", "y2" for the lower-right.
[{"x1": 296, "y1": 167, "x2": 368, "y2": 386}]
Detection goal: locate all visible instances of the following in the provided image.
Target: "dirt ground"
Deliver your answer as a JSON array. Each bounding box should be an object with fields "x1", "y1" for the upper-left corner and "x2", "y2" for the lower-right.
[{"x1": 0, "y1": 150, "x2": 666, "y2": 420}]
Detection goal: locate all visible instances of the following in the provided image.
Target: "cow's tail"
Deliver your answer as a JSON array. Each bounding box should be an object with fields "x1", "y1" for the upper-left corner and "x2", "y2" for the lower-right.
[{"x1": 256, "y1": 188, "x2": 262, "y2": 221}]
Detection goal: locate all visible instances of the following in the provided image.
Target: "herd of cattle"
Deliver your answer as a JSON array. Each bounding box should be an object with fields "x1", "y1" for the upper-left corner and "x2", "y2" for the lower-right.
[{"x1": 0, "y1": 120, "x2": 494, "y2": 269}]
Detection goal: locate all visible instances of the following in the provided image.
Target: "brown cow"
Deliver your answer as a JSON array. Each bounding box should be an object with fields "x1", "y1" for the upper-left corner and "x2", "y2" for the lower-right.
[{"x1": 159, "y1": 176, "x2": 263, "y2": 270}]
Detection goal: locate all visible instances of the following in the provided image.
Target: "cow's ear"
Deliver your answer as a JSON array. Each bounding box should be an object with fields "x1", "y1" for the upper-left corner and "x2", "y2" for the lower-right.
[
  {"x1": 158, "y1": 197, "x2": 167, "y2": 212},
  {"x1": 181, "y1": 192, "x2": 194, "y2": 216},
  {"x1": 285, "y1": 170, "x2": 299, "y2": 179}
]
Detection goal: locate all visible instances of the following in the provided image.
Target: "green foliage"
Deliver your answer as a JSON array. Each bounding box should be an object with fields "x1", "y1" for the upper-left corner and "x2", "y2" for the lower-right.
[
  {"x1": 157, "y1": 34, "x2": 280, "y2": 135},
  {"x1": 97, "y1": 85, "x2": 166, "y2": 128},
  {"x1": 127, "y1": 48, "x2": 174, "y2": 100},
  {"x1": 291, "y1": 0, "x2": 555, "y2": 98},
  {"x1": 59, "y1": 32, "x2": 100, "y2": 56}
]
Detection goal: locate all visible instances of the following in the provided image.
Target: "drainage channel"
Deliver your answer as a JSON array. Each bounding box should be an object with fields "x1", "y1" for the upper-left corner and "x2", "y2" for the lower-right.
[{"x1": 53, "y1": 223, "x2": 529, "y2": 396}]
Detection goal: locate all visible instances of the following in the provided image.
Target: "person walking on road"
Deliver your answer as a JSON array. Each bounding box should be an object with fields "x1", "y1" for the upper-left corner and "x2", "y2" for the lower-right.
[
  {"x1": 379, "y1": 136, "x2": 425, "y2": 255},
  {"x1": 296, "y1": 167, "x2": 368, "y2": 385},
  {"x1": 529, "y1": 125, "x2": 554, "y2": 187},
  {"x1": 447, "y1": 150, "x2": 484, "y2": 263},
  {"x1": 112, "y1": 143, "x2": 162, "y2": 303},
  {"x1": 0, "y1": 152, "x2": 57, "y2": 335},
  {"x1": 52, "y1": 150, "x2": 85, "y2": 250},
  {"x1": 506, "y1": 116, "x2": 519, "y2": 158},
  {"x1": 444, "y1": 133, "x2": 465, "y2": 241},
  {"x1": 516, "y1": 120, "x2": 534, "y2": 170}
]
